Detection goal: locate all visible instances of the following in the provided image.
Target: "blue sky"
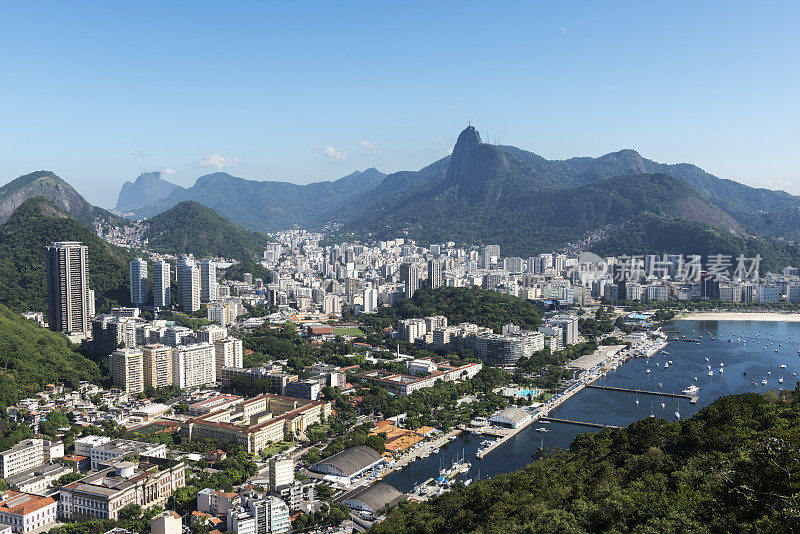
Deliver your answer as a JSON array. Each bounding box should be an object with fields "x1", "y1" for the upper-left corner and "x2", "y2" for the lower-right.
[{"x1": 1, "y1": 1, "x2": 799, "y2": 207}]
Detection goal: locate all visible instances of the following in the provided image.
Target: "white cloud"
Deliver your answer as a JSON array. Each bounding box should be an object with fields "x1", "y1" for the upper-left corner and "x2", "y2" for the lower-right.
[
  {"x1": 436, "y1": 136, "x2": 447, "y2": 144},
  {"x1": 359, "y1": 140, "x2": 382, "y2": 156},
  {"x1": 763, "y1": 179, "x2": 792, "y2": 190},
  {"x1": 159, "y1": 167, "x2": 179, "y2": 175},
  {"x1": 323, "y1": 146, "x2": 348, "y2": 161},
  {"x1": 450, "y1": 105, "x2": 457, "y2": 111},
  {"x1": 131, "y1": 150, "x2": 147, "y2": 160},
  {"x1": 197, "y1": 153, "x2": 240, "y2": 169},
  {"x1": 560, "y1": 27, "x2": 567, "y2": 34}
]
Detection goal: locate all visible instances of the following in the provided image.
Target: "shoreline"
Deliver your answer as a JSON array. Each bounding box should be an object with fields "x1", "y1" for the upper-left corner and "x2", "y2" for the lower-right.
[{"x1": 676, "y1": 311, "x2": 800, "y2": 322}]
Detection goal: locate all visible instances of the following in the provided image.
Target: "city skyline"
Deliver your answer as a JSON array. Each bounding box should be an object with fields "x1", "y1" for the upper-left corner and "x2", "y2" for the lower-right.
[{"x1": 2, "y1": 2, "x2": 800, "y2": 206}]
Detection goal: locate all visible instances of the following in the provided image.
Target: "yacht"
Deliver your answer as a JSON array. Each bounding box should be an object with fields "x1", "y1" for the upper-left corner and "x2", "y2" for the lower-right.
[
  {"x1": 646, "y1": 369, "x2": 651, "y2": 374},
  {"x1": 683, "y1": 385, "x2": 700, "y2": 394},
  {"x1": 780, "y1": 364, "x2": 787, "y2": 369},
  {"x1": 762, "y1": 379, "x2": 768, "y2": 386}
]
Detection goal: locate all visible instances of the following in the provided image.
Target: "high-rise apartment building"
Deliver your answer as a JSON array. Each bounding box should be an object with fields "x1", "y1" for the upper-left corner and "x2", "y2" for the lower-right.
[
  {"x1": 153, "y1": 260, "x2": 171, "y2": 308},
  {"x1": 110, "y1": 348, "x2": 144, "y2": 394},
  {"x1": 214, "y1": 337, "x2": 243, "y2": 375},
  {"x1": 172, "y1": 343, "x2": 216, "y2": 389},
  {"x1": 482, "y1": 245, "x2": 500, "y2": 269},
  {"x1": 142, "y1": 344, "x2": 173, "y2": 389},
  {"x1": 401, "y1": 263, "x2": 420, "y2": 299},
  {"x1": 428, "y1": 259, "x2": 442, "y2": 289},
  {"x1": 129, "y1": 258, "x2": 148, "y2": 305},
  {"x1": 200, "y1": 260, "x2": 217, "y2": 302},
  {"x1": 177, "y1": 256, "x2": 200, "y2": 312},
  {"x1": 46, "y1": 241, "x2": 90, "y2": 338}
]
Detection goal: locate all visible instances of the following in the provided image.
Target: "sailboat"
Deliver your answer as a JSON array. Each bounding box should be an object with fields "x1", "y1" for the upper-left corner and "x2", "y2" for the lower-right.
[
  {"x1": 674, "y1": 401, "x2": 681, "y2": 420},
  {"x1": 635, "y1": 396, "x2": 640, "y2": 405},
  {"x1": 649, "y1": 401, "x2": 654, "y2": 418}
]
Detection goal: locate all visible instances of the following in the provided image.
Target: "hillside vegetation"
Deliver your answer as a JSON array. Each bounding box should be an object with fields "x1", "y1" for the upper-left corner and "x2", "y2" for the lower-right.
[
  {"x1": 0, "y1": 197, "x2": 134, "y2": 312},
  {"x1": 143, "y1": 201, "x2": 273, "y2": 260},
  {"x1": 590, "y1": 215, "x2": 800, "y2": 273},
  {"x1": 0, "y1": 304, "x2": 102, "y2": 409},
  {"x1": 373, "y1": 389, "x2": 800, "y2": 533}
]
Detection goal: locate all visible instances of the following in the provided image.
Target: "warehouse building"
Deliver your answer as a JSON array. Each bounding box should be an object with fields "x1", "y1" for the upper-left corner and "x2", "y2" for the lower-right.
[{"x1": 309, "y1": 446, "x2": 384, "y2": 484}]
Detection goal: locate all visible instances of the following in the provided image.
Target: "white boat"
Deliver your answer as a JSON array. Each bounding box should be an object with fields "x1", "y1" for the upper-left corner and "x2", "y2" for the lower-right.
[
  {"x1": 720, "y1": 362, "x2": 724, "y2": 367},
  {"x1": 707, "y1": 370, "x2": 713, "y2": 377},
  {"x1": 536, "y1": 427, "x2": 549, "y2": 433},
  {"x1": 683, "y1": 385, "x2": 700, "y2": 394},
  {"x1": 779, "y1": 377, "x2": 784, "y2": 384},
  {"x1": 705, "y1": 357, "x2": 709, "y2": 362},
  {"x1": 660, "y1": 402, "x2": 665, "y2": 408},
  {"x1": 674, "y1": 411, "x2": 681, "y2": 420},
  {"x1": 693, "y1": 377, "x2": 698, "y2": 381},
  {"x1": 719, "y1": 368, "x2": 724, "y2": 374},
  {"x1": 780, "y1": 364, "x2": 787, "y2": 369},
  {"x1": 646, "y1": 369, "x2": 651, "y2": 374},
  {"x1": 762, "y1": 379, "x2": 768, "y2": 386}
]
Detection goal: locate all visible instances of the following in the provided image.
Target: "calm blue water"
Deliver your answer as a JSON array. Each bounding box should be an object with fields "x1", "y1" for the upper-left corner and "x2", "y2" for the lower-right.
[{"x1": 384, "y1": 320, "x2": 800, "y2": 492}]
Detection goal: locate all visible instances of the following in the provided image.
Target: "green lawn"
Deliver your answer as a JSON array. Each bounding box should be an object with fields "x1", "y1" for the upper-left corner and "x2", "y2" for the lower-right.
[{"x1": 332, "y1": 326, "x2": 365, "y2": 336}]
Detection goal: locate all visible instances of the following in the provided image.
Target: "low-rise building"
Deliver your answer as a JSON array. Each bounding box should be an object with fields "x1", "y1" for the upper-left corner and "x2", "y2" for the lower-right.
[
  {"x1": 58, "y1": 459, "x2": 185, "y2": 521},
  {"x1": 0, "y1": 491, "x2": 58, "y2": 533},
  {"x1": 0, "y1": 439, "x2": 46, "y2": 479},
  {"x1": 180, "y1": 394, "x2": 331, "y2": 453}
]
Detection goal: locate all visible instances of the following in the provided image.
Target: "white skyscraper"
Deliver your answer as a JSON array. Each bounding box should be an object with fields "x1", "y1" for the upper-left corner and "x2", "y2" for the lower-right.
[
  {"x1": 129, "y1": 258, "x2": 148, "y2": 305},
  {"x1": 47, "y1": 241, "x2": 90, "y2": 338},
  {"x1": 153, "y1": 260, "x2": 171, "y2": 308},
  {"x1": 200, "y1": 260, "x2": 217, "y2": 302},
  {"x1": 177, "y1": 256, "x2": 200, "y2": 312}
]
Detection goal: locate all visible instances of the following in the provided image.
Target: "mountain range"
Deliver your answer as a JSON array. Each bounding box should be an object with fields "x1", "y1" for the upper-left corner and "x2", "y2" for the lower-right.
[
  {"x1": 3, "y1": 125, "x2": 800, "y2": 267},
  {"x1": 111, "y1": 126, "x2": 800, "y2": 259}
]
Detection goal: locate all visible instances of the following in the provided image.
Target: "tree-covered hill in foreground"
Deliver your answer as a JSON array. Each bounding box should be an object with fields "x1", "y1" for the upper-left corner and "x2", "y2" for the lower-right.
[
  {"x1": 142, "y1": 201, "x2": 274, "y2": 261},
  {"x1": 0, "y1": 304, "x2": 101, "y2": 409},
  {"x1": 373, "y1": 389, "x2": 800, "y2": 533},
  {"x1": 0, "y1": 197, "x2": 134, "y2": 312}
]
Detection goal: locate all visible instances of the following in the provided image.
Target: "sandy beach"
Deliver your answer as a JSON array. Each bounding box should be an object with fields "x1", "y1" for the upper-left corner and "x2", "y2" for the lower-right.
[{"x1": 677, "y1": 312, "x2": 800, "y2": 322}]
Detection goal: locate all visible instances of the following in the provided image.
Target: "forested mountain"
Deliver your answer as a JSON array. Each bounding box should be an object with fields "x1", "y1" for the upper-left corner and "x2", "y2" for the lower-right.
[
  {"x1": 346, "y1": 132, "x2": 746, "y2": 255},
  {"x1": 0, "y1": 197, "x2": 134, "y2": 312},
  {"x1": 342, "y1": 126, "x2": 800, "y2": 256},
  {"x1": 115, "y1": 171, "x2": 183, "y2": 212},
  {"x1": 0, "y1": 171, "x2": 126, "y2": 227},
  {"x1": 142, "y1": 201, "x2": 273, "y2": 260},
  {"x1": 109, "y1": 126, "x2": 800, "y2": 257},
  {"x1": 374, "y1": 389, "x2": 800, "y2": 533},
  {"x1": 124, "y1": 168, "x2": 388, "y2": 231},
  {"x1": 0, "y1": 304, "x2": 102, "y2": 409}
]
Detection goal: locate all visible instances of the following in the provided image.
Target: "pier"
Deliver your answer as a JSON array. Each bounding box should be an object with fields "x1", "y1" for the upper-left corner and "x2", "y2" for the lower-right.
[
  {"x1": 586, "y1": 384, "x2": 698, "y2": 403},
  {"x1": 539, "y1": 417, "x2": 619, "y2": 429}
]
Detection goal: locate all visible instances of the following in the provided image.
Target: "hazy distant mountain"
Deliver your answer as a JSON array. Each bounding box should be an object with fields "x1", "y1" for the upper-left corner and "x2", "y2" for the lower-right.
[
  {"x1": 142, "y1": 201, "x2": 274, "y2": 260},
  {"x1": 125, "y1": 167, "x2": 388, "y2": 231},
  {"x1": 115, "y1": 171, "x2": 183, "y2": 212},
  {"x1": 0, "y1": 197, "x2": 134, "y2": 312}
]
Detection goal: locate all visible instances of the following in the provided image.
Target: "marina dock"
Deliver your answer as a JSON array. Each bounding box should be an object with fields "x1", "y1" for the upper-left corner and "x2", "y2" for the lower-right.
[
  {"x1": 539, "y1": 417, "x2": 619, "y2": 429},
  {"x1": 586, "y1": 384, "x2": 698, "y2": 403}
]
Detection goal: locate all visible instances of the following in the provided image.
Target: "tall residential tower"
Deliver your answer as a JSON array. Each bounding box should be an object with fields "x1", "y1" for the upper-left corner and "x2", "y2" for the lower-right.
[
  {"x1": 46, "y1": 241, "x2": 90, "y2": 338},
  {"x1": 130, "y1": 258, "x2": 148, "y2": 305}
]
